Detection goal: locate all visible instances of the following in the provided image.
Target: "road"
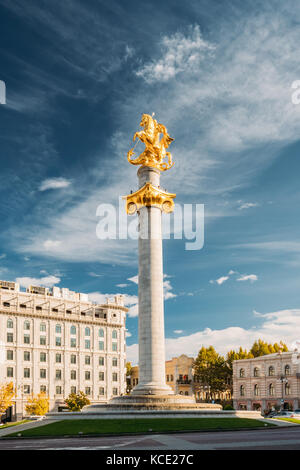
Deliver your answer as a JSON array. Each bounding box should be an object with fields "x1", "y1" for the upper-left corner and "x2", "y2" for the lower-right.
[{"x1": 1, "y1": 426, "x2": 300, "y2": 450}]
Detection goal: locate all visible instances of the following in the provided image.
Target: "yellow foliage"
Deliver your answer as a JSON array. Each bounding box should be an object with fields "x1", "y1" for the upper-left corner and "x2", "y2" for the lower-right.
[
  {"x1": 0, "y1": 382, "x2": 15, "y2": 414},
  {"x1": 25, "y1": 392, "x2": 49, "y2": 416}
]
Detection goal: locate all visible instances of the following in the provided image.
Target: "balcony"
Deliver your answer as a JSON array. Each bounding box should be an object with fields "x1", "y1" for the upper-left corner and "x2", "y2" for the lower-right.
[{"x1": 176, "y1": 379, "x2": 192, "y2": 384}]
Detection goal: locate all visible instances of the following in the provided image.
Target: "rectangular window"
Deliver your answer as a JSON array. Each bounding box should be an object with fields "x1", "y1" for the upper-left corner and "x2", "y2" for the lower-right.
[
  {"x1": 112, "y1": 342, "x2": 118, "y2": 352},
  {"x1": 70, "y1": 386, "x2": 76, "y2": 394},
  {"x1": 71, "y1": 355, "x2": 76, "y2": 364},
  {"x1": 40, "y1": 336, "x2": 46, "y2": 345},
  {"x1": 24, "y1": 385, "x2": 30, "y2": 394},
  {"x1": 70, "y1": 338, "x2": 76, "y2": 348},
  {"x1": 56, "y1": 386, "x2": 62, "y2": 395},
  {"x1": 24, "y1": 334, "x2": 30, "y2": 344},
  {"x1": 40, "y1": 352, "x2": 46, "y2": 362},
  {"x1": 24, "y1": 368, "x2": 30, "y2": 378},
  {"x1": 7, "y1": 350, "x2": 13, "y2": 360},
  {"x1": 85, "y1": 387, "x2": 91, "y2": 396},
  {"x1": 113, "y1": 388, "x2": 118, "y2": 396},
  {"x1": 112, "y1": 373, "x2": 118, "y2": 382},
  {"x1": 56, "y1": 370, "x2": 62, "y2": 380},
  {"x1": 85, "y1": 339, "x2": 90, "y2": 349},
  {"x1": 85, "y1": 371, "x2": 91, "y2": 381},
  {"x1": 40, "y1": 385, "x2": 46, "y2": 393},
  {"x1": 99, "y1": 371, "x2": 104, "y2": 381},
  {"x1": 7, "y1": 333, "x2": 13, "y2": 343},
  {"x1": 56, "y1": 337, "x2": 62, "y2": 346},
  {"x1": 70, "y1": 370, "x2": 76, "y2": 380},
  {"x1": 99, "y1": 341, "x2": 104, "y2": 351},
  {"x1": 99, "y1": 356, "x2": 104, "y2": 366},
  {"x1": 112, "y1": 358, "x2": 118, "y2": 367},
  {"x1": 7, "y1": 367, "x2": 13, "y2": 377},
  {"x1": 85, "y1": 356, "x2": 91, "y2": 365},
  {"x1": 99, "y1": 387, "x2": 105, "y2": 396},
  {"x1": 40, "y1": 369, "x2": 46, "y2": 379},
  {"x1": 40, "y1": 324, "x2": 46, "y2": 332},
  {"x1": 56, "y1": 353, "x2": 61, "y2": 363}
]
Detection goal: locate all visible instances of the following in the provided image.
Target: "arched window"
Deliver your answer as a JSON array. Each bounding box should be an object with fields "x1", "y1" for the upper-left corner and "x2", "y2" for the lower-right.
[
  {"x1": 99, "y1": 328, "x2": 104, "y2": 338},
  {"x1": 7, "y1": 318, "x2": 13, "y2": 329},
  {"x1": 253, "y1": 367, "x2": 259, "y2": 377},
  {"x1": 239, "y1": 368, "x2": 245, "y2": 378},
  {"x1": 285, "y1": 365, "x2": 291, "y2": 376},
  {"x1": 112, "y1": 330, "x2": 117, "y2": 339},
  {"x1": 240, "y1": 385, "x2": 245, "y2": 396},
  {"x1": 269, "y1": 366, "x2": 275, "y2": 376},
  {"x1": 285, "y1": 383, "x2": 290, "y2": 395},
  {"x1": 24, "y1": 321, "x2": 30, "y2": 330},
  {"x1": 269, "y1": 383, "x2": 274, "y2": 396},
  {"x1": 254, "y1": 384, "x2": 259, "y2": 396},
  {"x1": 85, "y1": 327, "x2": 90, "y2": 337},
  {"x1": 70, "y1": 325, "x2": 76, "y2": 335},
  {"x1": 56, "y1": 324, "x2": 61, "y2": 334}
]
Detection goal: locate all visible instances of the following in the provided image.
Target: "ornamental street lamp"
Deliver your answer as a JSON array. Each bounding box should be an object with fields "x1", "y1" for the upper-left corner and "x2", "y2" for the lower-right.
[{"x1": 279, "y1": 375, "x2": 288, "y2": 411}]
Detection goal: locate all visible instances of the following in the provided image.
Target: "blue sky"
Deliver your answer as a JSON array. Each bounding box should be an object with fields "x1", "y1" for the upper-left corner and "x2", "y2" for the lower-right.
[{"x1": 1, "y1": 0, "x2": 300, "y2": 364}]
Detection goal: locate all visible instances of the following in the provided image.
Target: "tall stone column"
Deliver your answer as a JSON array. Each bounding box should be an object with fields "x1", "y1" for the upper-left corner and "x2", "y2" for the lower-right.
[{"x1": 132, "y1": 166, "x2": 173, "y2": 395}]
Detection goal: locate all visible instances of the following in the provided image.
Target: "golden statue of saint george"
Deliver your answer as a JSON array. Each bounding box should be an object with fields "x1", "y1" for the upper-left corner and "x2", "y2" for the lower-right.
[{"x1": 127, "y1": 114, "x2": 174, "y2": 171}]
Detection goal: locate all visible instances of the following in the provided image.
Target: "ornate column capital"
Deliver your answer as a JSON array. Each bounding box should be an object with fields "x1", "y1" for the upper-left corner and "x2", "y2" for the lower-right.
[{"x1": 123, "y1": 183, "x2": 176, "y2": 215}]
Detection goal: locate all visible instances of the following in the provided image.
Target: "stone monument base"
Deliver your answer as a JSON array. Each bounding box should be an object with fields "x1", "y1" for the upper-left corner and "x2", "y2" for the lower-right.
[{"x1": 83, "y1": 394, "x2": 222, "y2": 412}]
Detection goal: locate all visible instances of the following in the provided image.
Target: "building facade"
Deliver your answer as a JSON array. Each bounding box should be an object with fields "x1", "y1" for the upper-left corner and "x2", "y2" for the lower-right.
[
  {"x1": 0, "y1": 281, "x2": 127, "y2": 421},
  {"x1": 129, "y1": 354, "x2": 232, "y2": 402},
  {"x1": 233, "y1": 351, "x2": 300, "y2": 412}
]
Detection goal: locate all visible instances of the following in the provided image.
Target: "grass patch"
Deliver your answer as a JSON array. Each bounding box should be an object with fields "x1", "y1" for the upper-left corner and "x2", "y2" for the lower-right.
[
  {"x1": 6, "y1": 418, "x2": 274, "y2": 438},
  {"x1": 275, "y1": 418, "x2": 300, "y2": 424},
  {"x1": 0, "y1": 420, "x2": 30, "y2": 430}
]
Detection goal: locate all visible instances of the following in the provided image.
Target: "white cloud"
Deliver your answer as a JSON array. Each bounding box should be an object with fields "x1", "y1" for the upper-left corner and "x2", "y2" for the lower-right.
[
  {"x1": 43, "y1": 240, "x2": 61, "y2": 250},
  {"x1": 237, "y1": 274, "x2": 258, "y2": 282},
  {"x1": 16, "y1": 275, "x2": 60, "y2": 288},
  {"x1": 136, "y1": 25, "x2": 215, "y2": 83},
  {"x1": 210, "y1": 276, "x2": 229, "y2": 285},
  {"x1": 174, "y1": 330, "x2": 183, "y2": 334},
  {"x1": 39, "y1": 177, "x2": 71, "y2": 191},
  {"x1": 125, "y1": 331, "x2": 132, "y2": 338},
  {"x1": 0, "y1": 254, "x2": 6, "y2": 260},
  {"x1": 116, "y1": 284, "x2": 128, "y2": 288},
  {"x1": 127, "y1": 308, "x2": 300, "y2": 364},
  {"x1": 128, "y1": 275, "x2": 138, "y2": 285},
  {"x1": 238, "y1": 202, "x2": 259, "y2": 210},
  {"x1": 88, "y1": 272, "x2": 103, "y2": 278},
  {"x1": 163, "y1": 279, "x2": 177, "y2": 300}
]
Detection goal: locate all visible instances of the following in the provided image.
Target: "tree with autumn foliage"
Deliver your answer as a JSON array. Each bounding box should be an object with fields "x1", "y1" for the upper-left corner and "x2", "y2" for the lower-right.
[
  {"x1": 65, "y1": 391, "x2": 90, "y2": 411},
  {"x1": 193, "y1": 346, "x2": 229, "y2": 398},
  {"x1": 250, "y1": 339, "x2": 288, "y2": 357},
  {"x1": 0, "y1": 382, "x2": 15, "y2": 415},
  {"x1": 25, "y1": 392, "x2": 49, "y2": 416}
]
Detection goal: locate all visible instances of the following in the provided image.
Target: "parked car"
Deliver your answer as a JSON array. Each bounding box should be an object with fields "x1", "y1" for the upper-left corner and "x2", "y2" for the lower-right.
[
  {"x1": 290, "y1": 410, "x2": 300, "y2": 418},
  {"x1": 272, "y1": 410, "x2": 294, "y2": 418}
]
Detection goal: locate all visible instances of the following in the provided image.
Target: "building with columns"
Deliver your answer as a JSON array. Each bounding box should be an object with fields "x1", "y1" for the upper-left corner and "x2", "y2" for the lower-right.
[
  {"x1": 128, "y1": 354, "x2": 232, "y2": 402},
  {"x1": 0, "y1": 280, "x2": 127, "y2": 421},
  {"x1": 233, "y1": 351, "x2": 300, "y2": 412}
]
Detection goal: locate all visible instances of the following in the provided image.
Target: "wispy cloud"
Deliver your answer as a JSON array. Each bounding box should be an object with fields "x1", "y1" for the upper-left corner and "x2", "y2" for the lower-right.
[
  {"x1": 39, "y1": 178, "x2": 71, "y2": 191},
  {"x1": 136, "y1": 25, "x2": 214, "y2": 83},
  {"x1": 237, "y1": 274, "x2": 258, "y2": 282},
  {"x1": 238, "y1": 202, "x2": 259, "y2": 210},
  {"x1": 16, "y1": 275, "x2": 60, "y2": 288},
  {"x1": 127, "y1": 308, "x2": 300, "y2": 364}
]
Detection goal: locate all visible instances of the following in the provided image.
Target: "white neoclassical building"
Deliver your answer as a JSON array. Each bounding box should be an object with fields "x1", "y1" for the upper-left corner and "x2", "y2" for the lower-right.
[
  {"x1": 0, "y1": 280, "x2": 128, "y2": 421},
  {"x1": 233, "y1": 351, "x2": 300, "y2": 412}
]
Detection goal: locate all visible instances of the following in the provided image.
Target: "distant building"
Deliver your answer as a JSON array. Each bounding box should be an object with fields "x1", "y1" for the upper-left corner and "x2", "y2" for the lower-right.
[
  {"x1": 129, "y1": 354, "x2": 232, "y2": 402},
  {"x1": 233, "y1": 351, "x2": 300, "y2": 411},
  {"x1": 0, "y1": 280, "x2": 128, "y2": 421}
]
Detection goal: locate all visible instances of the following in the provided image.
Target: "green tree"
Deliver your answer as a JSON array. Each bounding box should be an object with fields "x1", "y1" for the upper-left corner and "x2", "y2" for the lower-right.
[
  {"x1": 25, "y1": 392, "x2": 49, "y2": 416},
  {"x1": 65, "y1": 391, "x2": 91, "y2": 412},
  {"x1": 126, "y1": 362, "x2": 132, "y2": 377},
  {"x1": 193, "y1": 346, "x2": 229, "y2": 399},
  {"x1": 0, "y1": 382, "x2": 15, "y2": 415}
]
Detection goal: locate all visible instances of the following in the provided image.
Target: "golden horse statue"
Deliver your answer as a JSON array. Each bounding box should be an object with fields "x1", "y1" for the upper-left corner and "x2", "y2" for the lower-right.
[{"x1": 127, "y1": 114, "x2": 174, "y2": 171}]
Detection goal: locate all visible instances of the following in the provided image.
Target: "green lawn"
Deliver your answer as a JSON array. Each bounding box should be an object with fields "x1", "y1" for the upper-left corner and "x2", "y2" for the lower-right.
[
  {"x1": 0, "y1": 420, "x2": 30, "y2": 430},
  {"x1": 6, "y1": 418, "x2": 274, "y2": 438},
  {"x1": 275, "y1": 418, "x2": 300, "y2": 424}
]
